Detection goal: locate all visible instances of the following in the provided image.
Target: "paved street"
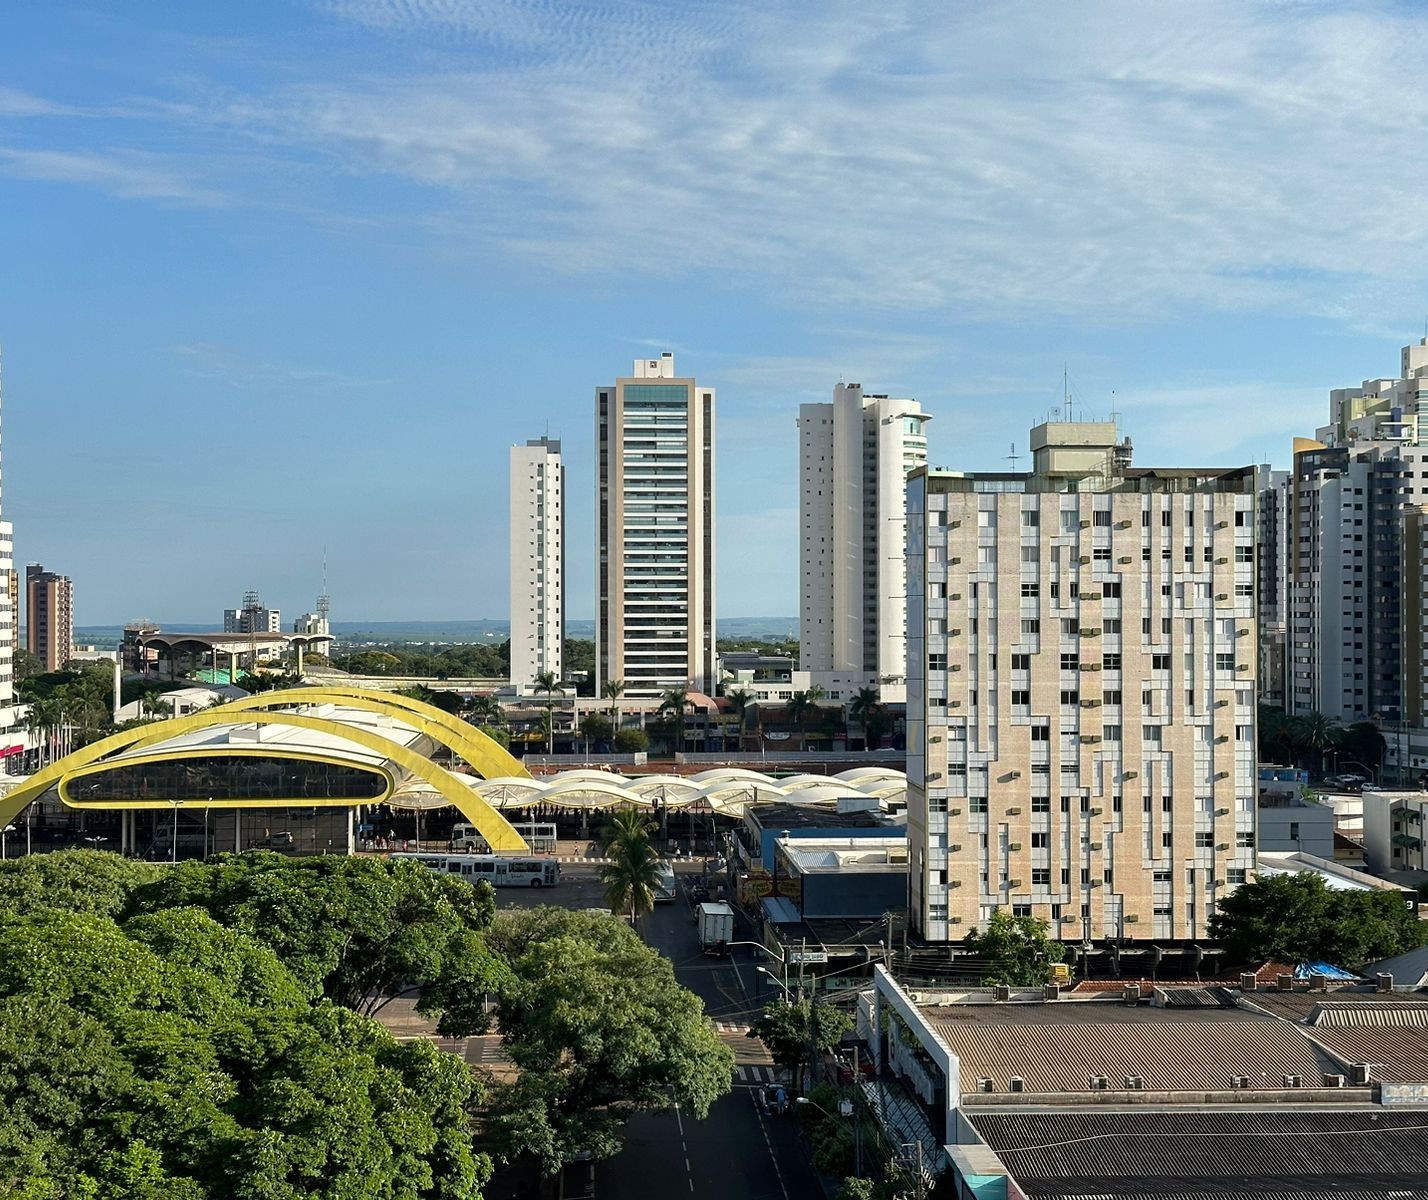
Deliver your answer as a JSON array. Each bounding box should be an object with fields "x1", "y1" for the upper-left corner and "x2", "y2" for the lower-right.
[{"x1": 595, "y1": 864, "x2": 824, "y2": 1200}]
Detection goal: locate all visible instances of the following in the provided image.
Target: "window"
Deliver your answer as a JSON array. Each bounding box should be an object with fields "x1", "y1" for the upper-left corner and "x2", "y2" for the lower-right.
[
  {"x1": 1162, "y1": 796, "x2": 1174, "y2": 812},
  {"x1": 1103, "y1": 724, "x2": 1122, "y2": 741},
  {"x1": 1021, "y1": 619, "x2": 1041, "y2": 635},
  {"x1": 1061, "y1": 618, "x2": 1079, "y2": 636},
  {"x1": 1215, "y1": 652, "x2": 1235, "y2": 672},
  {"x1": 1144, "y1": 726, "x2": 1163, "y2": 743},
  {"x1": 1060, "y1": 689, "x2": 1079, "y2": 705},
  {"x1": 970, "y1": 797, "x2": 989, "y2": 813},
  {"x1": 1153, "y1": 870, "x2": 1172, "y2": 883},
  {"x1": 1060, "y1": 797, "x2": 1072, "y2": 814},
  {"x1": 1152, "y1": 654, "x2": 1170, "y2": 671},
  {"x1": 1032, "y1": 832, "x2": 1050, "y2": 848},
  {"x1": 1236, "y1": 831, "x2": 1254, "y2": 848},
  {"x1": 1093, "y1": 547, "x2": 1111, "y2": 561},
  {"x1": 1032, "y1": 868, "x2": 1051, "y2": 887},
  {"x1": 1060, "y1": 653, "x2": 1079, "y2": 671},
  {"x1": 1103, "y1": 653, "x2": 1122, "y2": 671},
  {"x1": 1060, "y1": 512, "x2": 1078, "y2": 531},
  {"x1": 1141, "y1": 511, "x2": 1151, "y2": 528},
  {"x1": 1021, "y1": 546, "x2": 1039, "y2": 563},
  {"x1": 1161, "y1": 511, "x2": 1172, "y2": 527},
  {"x1": 1103, "y1": 689, "x2": 1122, "y2": 705},
  {"x1": 1093, "y1": 510, "x2": 1111, "y2": 527},
  {"x1": 977, "y1": 510, "x2": 993, "y2": 527},
  {"x1": 1011, "y1": 653, "x2": 1031, "y2": 671},
  {"x1": 1030, "y1": 724, "x2": 1050, "y2": 741},
  {"x1": 1195, "y1": 832, "x2": 1214, "y2": 849},
  {"x1": 1228, "y1": 868, "x2": 1247, "y2": 886},
  {"x1": 1103, "y1": 582, "x2": 1122, "y2": 598},
  {"x1": 1021, "y1": 583, "x2": 1040, "y2": 598},
  {"x1": 1235, "y1": 546, "x2": 1253, "y2": 562},
  {"x1": 1011, "y1": 689, "x2": 1031, "y2": 706},
  {"x1": 1022, "y1": 510, "x2": 1039, "y2": 527},
  {"x1": 929, "y1": 653, "x2": 948, "y2": 672},
  {"x1": 1103, "y1": 619, "x2": 1121, "y2": 634},
  {"x1": 1032, "y1": 796, "x2": 1051, "y2": 812}
]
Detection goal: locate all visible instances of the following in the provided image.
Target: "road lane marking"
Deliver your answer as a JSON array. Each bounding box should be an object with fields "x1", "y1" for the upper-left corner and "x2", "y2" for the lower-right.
[{"x1": 752, "y1": 1091, "x2": 791, "y2": 1200}]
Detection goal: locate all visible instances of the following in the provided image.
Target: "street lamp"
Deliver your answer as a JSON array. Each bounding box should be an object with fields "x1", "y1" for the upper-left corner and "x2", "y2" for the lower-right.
[
  {"x1": 795, "y1": 1095, "x2": 854, "y2": 1119},
  {"x1": 757, "y1": 965, "x2": 795, "y2": 997}
]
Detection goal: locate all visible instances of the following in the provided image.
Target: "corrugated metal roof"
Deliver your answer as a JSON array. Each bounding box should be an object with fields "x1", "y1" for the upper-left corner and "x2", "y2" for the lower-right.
[
  {"x1": 1307, "y1": 1001, "x2": 1428, "y2": 1027},
  {"x1": 972, "y1": 1109, "x2": 1428, "y2": 1197},
  {"x1": 928, "y1": 1006, "x2": 1325, "y2": 1094}
]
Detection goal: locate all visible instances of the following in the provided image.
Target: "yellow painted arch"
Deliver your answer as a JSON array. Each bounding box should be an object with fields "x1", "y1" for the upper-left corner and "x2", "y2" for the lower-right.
[
  {"x1": 214, "y1": 686, "x2": 531, "y2": 782},
  {"x1": 0, "y1": 708, "x2": 529, "y2": 853}
]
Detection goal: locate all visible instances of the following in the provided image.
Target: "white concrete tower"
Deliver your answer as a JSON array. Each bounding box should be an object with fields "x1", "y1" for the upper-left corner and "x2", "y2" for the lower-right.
[
  {"x1": 509, "y1": 436, "x2": 565, "y2": 692},
  {"x1": 596, "y1": 353, "x2": 716, "y2": 698},
  {"x1": 799, "y1": 383, "x2": 929, "y2": 703}
]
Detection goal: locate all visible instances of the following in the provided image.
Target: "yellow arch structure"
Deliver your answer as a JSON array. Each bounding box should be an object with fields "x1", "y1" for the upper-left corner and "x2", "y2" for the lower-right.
[
  {"x1": 215, "y1": 686, "x2": 532, "y2": 783},
  {"x1": 0, "y1": 706, "x2": 529, "y2": 853}
]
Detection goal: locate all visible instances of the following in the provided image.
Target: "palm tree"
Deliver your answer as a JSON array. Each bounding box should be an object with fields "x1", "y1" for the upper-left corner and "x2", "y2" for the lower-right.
[
  {"x1": 1294, "y1": 711, "x2": 1341, "y2": 775},
  {"x1": 725, "y1": 687, "x2": 753, "y2": 751},
  {"x1": 599, "y1": 808, "x2": 660, "y2": 924},
  {"x1": 849, "y1": 686, "x2": 881, "y2": 750},
  {"x1": 535, "y1": 670, "x2": 565, "y2": 754},
  {"x1": 601, "y1": 832, "x2": 662, "y2": 925},
  {"x1": 659, "y1": 686, "x2": 689, "y2": 753},
  {"x1": 469, "y1": 692, "x2": 504, "y2": 729},
  {"x1": 603, "y1": 678, "x2": 626, "y2": 729}
]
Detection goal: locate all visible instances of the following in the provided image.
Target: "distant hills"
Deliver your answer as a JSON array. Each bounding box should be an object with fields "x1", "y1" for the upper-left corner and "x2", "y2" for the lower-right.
[{"x1": 74, "y1": 616, "x2": 798, "y2": 649}]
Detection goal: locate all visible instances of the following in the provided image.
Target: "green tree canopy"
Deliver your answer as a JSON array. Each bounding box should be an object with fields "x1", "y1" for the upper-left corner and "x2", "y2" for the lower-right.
[
  {"x1": 963, "y1": 908, "x2": 1066, "y2": 986},
  {"x1": 751, "y1": 996, "x2": 852, "y2": 1094},
  {"x1": 1209, "y1": 871, "x2": 1427, "y2": 968},
  {"x1": 484, "y1": 908, "x2": 733, "y2": 1176},
  {"x1": 127, "y1": 851, "x2": 507, "y2": 1033},
  {"x1": 0, "y1": 850, "x2": 162, "y2": 920}
]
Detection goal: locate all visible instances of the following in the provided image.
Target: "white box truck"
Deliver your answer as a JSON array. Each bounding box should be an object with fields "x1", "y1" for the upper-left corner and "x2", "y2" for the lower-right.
[{"x1": 696, "y1": 901, "x2": 735, "y2": 956}]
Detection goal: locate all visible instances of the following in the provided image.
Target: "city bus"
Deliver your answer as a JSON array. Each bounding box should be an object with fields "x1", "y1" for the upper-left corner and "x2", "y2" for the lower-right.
[
  {"x1": 654, "y1": 860, "x2": 677, "y2": 903},
  {"x1": 451, "y1": 821, "x2": 558, "y2": 854},
  {"x1": 391, "y1": 852, "x2": 561, "y2": 888}
]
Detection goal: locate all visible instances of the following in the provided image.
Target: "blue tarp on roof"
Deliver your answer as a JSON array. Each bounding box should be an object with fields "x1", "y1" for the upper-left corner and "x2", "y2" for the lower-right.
[{"x1": 1293, "y1": 960, "x2": 1359, "y2": 980}]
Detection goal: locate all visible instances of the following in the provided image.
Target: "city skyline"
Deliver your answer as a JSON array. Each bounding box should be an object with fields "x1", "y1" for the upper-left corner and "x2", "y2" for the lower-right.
[{"x1": 8, "y1": 4, "x2": 1428, "y2": 622}]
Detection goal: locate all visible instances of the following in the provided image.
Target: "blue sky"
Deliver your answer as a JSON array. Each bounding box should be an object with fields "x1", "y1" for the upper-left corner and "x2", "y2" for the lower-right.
[{"x1": 4, "y1": 1, "x2": 1428, "y2": 625}]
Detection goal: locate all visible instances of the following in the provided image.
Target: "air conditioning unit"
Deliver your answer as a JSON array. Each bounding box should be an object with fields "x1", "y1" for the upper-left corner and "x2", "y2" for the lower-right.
[
  {"x1": 1008, "y1": 1076, "x2": 1025, "y2": 1093},
  {"x1": 1378, "y1": 973, "x2": 1395, "y2": 993},
  {"x1": 1124, "y1": 1075, "x2": 1144, "y2": 1090},
  {"x1": 1008, "y1": 879, "x2": 1023, "y2": 888},
  {"x1": 1122, "y1": 984, "x2": 1140, "y2": 1003},
  {"x1": 1122, "y1": 770, "x2": 1138, "y2": 780},
  {"x1": 1216, "y1": 592, "x2": 1229, "y2": 602},
  {"x1": 950, "y1": 700, "x2": 962, "y2": 708},
  {"x1": 993, "y1": 984, "x2": 1011, "y2": 1001},
  {"x1": 950, "y1": 807, "x2": 963, "y2": 816},
  {"x1": 1215, "y1": 556, "x2": 1228, "y2": 565},
  {"x1": 1089, "y1": 1076, "x2": 1109, "y2": 1090},
  {"x1": 949, "y1": 916, "x2": 963, "y2": 924},
  {"x1": 1125, "y1": 913, "x2": 1139, "y2": 923},
  {"x1": 949, "y1": 880, "x2": 962, "y2": 889},
  {"x1": 951, "y1": 593, "x2": 962, "y2": 601},
  {"x1": 1079, "y1": 555, "x2": 1092, "y2": 565},
  {"x1": 1215, "y1": 807, "x2": 1230, "y2": 817},
  {"x1": 1118, "y1": 555, "x2": 1133, "y2": 565},
  {"x1": 1080, "y1": 519, "x2": 1092, "y2": 529},
  {"x1": 1350, "y1": 1063, "x2": 1371, "y2": 1085},
  {"x1": 950, "y1": 664, "x2": 962, "y2": 672},
  {"x1": 1214, "y1": 699, "x2": 1229, "y2": 708},
  {"x1": 1089, "y1": 807, "x2": 1103, "y2": 816},
  {"x1": 1089, "y1": 841, "x2": 1103, "y2": 850},
  {"x1": 1007, "y1": 806, "x2": 1023, "y2": 815},
  {"x1": 1282, "y1": 1075, "x2": 1303, "y2": 1089},
  {"x1": 1044, "y1": 983, "x2": 1061, "y2": 1001},
  {"x1": 1236, "y1": 627, "x2": 1250, "y2": 637},
  {"x1": 1080, "y1": 662, "x2": 1101, "y2": 671},
  {"x1": 1239, "y1": 972, "x2": 1258, "y2": 992},
  {"x1": 1215, "y1": 734, "x2": 1229, "y2": 744},
  {"x1": 950, "y1": 556, "x2": 962, "y2": 565},
  {"x1": 950, "y1": 520, "x2": 962, "y2": 529},
  {"x1": 930, "y1": 735, "x2": 943, "y2": 744},
  {"x1": 1008, "y1": 842, "x2": 1022, "y2": 852},
  {"x1": 950, "y1": 843, "x2": 962, "y2": 852},
  {"x1": 1115, "y1": 519, "x2": 1132, "y2": 529},
  {"x1": 1216, "y1": 520, "x2": 1228, "y2": 530},
  {"x1": 1231, "y1": 1076, "x2": 1251, "y2": 1089},
  {"x1": 1090, "y1": 879, "x2": 1103, "y2": 888},
  {"x1": 1215, "y1": 842, "x2": 1230, "y2": 851},
  {"x1": 1322, "y1": 1074, "x2": 1346, "y2": 1088},
  {"x1": 1080, "y1": 627, "x2": 1101, "y2": 637},
  {"x1": 950, "y1": 628, "x2": 962, "y2": 637},
  {"x1": 977, "y1": 1077, "x2": 994, "y2": 1093}
]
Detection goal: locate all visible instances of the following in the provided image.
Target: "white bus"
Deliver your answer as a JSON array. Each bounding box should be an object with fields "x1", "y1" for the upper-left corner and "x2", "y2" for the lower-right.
[
  {"x1": 451, "y1": 821, "x2": 558, "y2": 854},
  {"x1": 392, "y1": 852, "x2": 561, "y2": 888},
  {"x1": 654, "y1": 860, "x2": 677, "y2": 903}
]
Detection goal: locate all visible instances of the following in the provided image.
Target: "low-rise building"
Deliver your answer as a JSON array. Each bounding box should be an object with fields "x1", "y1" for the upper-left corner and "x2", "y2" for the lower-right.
[
  {"x1": 772, "y1": 835, "x2": 908, "y2": 919},
  {"x1": 1257, "y1": 793, "x2": 1335, "y2": 857}
]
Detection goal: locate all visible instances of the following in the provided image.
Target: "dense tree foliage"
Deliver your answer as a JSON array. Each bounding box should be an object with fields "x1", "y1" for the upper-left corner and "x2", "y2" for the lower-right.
[
  {"x1": 0, "y1": 851, "x2": 736, "y2": 1190},
  {"x1": 1209, "y1": 872, "x2": 1427, "y2": 967},
  {"x1": 752, "y1": 996, "x2": 853, "y2": 1094},
  {"x1": 483, "y1": 908, "x2": 733, "y2": 1175},
  {"x1": 0, "y1": 898, "x2": 489, "y2": 1198},
  {"x1": 963, "y1": 909, "x2": 1066, "y2": 986},
  {"x1": 127, "y1": 852, "x2": 507, "y2": 1032},
  {"x1": 1258, "y1": 705, "x2": 1385, "y2": 775}
]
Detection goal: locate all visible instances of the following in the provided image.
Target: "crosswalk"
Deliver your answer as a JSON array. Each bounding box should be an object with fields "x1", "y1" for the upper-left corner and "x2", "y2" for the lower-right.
[
  {"x1": 554, "y1": 854, "x2": 610, "y2": 864},
  {"x1": 711, "y1": 1019, "x2": 753, "y2": 1034},
  {"x1": 734, "y1": 1064, "x2": 782, "y2": 1084}
]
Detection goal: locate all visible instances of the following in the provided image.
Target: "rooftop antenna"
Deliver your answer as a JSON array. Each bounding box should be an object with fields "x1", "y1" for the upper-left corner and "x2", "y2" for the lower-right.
[
  {"x1": 1109, "y1": 389, "x2": 1121, "y2": 428},
  {"x1": 1063, "y1": 365, "x2": 1074, "y2": 423},
  {"x1": 1004, "y1": 442, "x2": 1021, "y2": 471}
]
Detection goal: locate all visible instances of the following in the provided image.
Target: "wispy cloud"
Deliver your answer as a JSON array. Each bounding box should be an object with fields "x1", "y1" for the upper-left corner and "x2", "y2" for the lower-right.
[
  {"x1": 173, "y1": 342, "x2": 394, "y2": 391},
  {"x1": 0, "y1": 147, "x2": 226, "y2": 203}
]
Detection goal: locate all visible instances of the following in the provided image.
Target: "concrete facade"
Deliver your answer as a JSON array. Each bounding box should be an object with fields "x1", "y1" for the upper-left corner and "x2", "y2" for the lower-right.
[
  {"x1": 906, "y1": 419, "x2": 1258, "y2": 944},
  {"x1": 223, "y1": 591, "x2": 281, "y2": 636},
  {"x1": 509, "y1": 436, "x2": 564, "y2": 692},
  {"x1": 596, "y1": 353, "x2": 715, "y2": 698},
  {"x1": 24, "y1": 562, "x2": 73, "y2": 673},
  {"x1": 799, "y1": 384, "x2": 929, "y2": 704}
]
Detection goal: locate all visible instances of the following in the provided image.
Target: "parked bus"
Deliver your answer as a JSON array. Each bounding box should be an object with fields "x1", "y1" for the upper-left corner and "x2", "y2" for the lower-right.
[
  {"x1": 451, "y1": 821, "x2": 557, "y2": 854},
  {"x1": 654, "y1": 860, "x2": 677, "y2": 903},
  {"x1": 391, "y1": 852, "x2": 561, "y2": 888}
]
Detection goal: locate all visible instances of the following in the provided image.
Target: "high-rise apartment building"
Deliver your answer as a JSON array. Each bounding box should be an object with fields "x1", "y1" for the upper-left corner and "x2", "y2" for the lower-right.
[
  {"x1": 799, "y1": 384, "x2": 930, "y2": 703},
  {"x1": 596, "y1": 353, "x2": 715, "y2": 699},
  {"x1": 25, "y1": 563, "x2": 74, "y2": 673},
  {"x1": 1278, "y1": 339, "x2": 1428, "y2": 728},
  {"x1": 907, "y1": 419, "x2": 1257, "y2": 944},
  {"x1": 1254, "y1": 466, "x2": 1291, "y2": 709},
  {"x1": 223, "y1": 591, "x2": 281, "y2": 635},
  {"x1": 509, "y1": 436, "x2": 565, "y2": 692}
]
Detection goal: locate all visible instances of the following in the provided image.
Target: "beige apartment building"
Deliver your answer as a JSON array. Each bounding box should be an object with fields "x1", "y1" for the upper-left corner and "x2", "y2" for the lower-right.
[
  {"x1": 25, "y1": 562, "x2": 73, "y2": 673},
  {"x1": 596, "y1": 353, "x2": 716, "y2": 699},
  {"x1": 906, "y1": 419, "x2": 1258, "y2": 944}
]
